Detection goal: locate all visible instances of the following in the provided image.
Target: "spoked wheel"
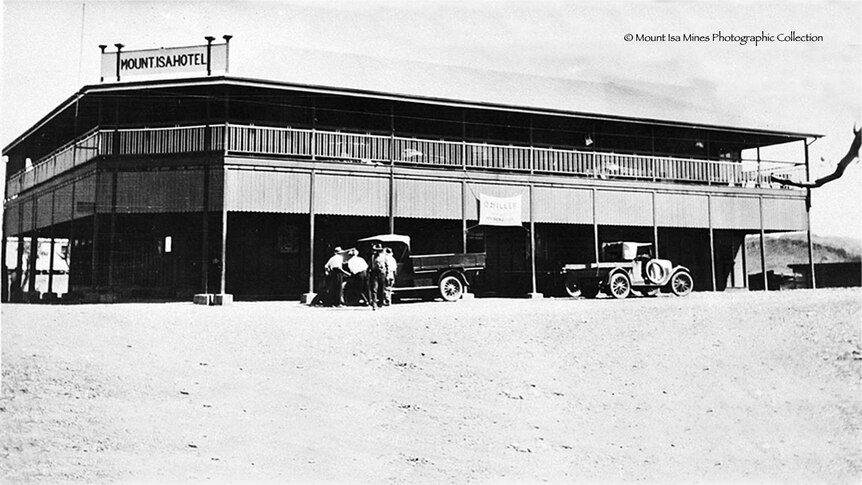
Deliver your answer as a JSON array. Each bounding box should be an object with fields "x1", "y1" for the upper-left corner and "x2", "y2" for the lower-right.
[
  {"x1": 608, "y1": 273, "x2": 632, "y2": 299},
  {"x1": 670, "y1": 271, "x2": 694, "y2": 297},
  {"x1": 439, "y1": 275, "x2": 464, "y2": 302},
  {"x1": 564, "y1": 279, "x2": 581, "y2": 298}
]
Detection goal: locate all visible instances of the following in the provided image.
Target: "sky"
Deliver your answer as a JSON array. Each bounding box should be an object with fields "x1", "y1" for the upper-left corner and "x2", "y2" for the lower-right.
[{"x1": 2, "y1": 0, "x2": 861, "y2": 238}]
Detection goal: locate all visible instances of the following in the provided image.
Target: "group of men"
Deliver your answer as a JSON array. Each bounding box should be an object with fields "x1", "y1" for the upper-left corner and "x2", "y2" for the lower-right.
[{"x1": 321, "y1": 244, "x2": 397, "y2": 309}]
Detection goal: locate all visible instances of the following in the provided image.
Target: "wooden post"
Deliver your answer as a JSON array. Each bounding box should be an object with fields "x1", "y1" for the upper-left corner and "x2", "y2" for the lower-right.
[
  {"x1": 804, "y1": 140, "x2": 816, "y2": 289},
  {"x1": 201, "y1": 93, "x2": 212, "y2": 294},
  {"x1": 91, "y1": 171, "x2": 101, "y2": 291},
  {"x1": 27, "y1": 199, "x2": 38, "y2": 296},
  {"x1": 758, "y1": 196, "x2": 767, "y2": 291},
  {"x1": 741, "y1": 232, "x2": 748, "y2": 289},
  {"x1": 592, "y1": 188, "x2": 599, "y2": 264},
  {"x1": 1, "y1": 215, "x2": 7, "y2": 303},
  {"x1": 756, "y1": 146, "x2": 762, "y2": 188},
  {"x1": 68, "y1": 181, "x2": 76, "y2": 292},
  {"x1": 389, "y1": 105, "x2": 395, "y2": 234},
  {"x1": 708, "y1": 194, "x2": 716, "y2": 292},
  {"x1": 461, "y1": 180, "x2": 467, "y2": 253},
  {"x1": 529, "y1": 184, "x2": 537, "y2": 295},
  {"x1": 107, "y1": 170, "x2": 118, "y2": 292},
  {"x1": 48, "y1": 191, "x2": 56, "y2": 295},
  {"x1": 219, "y1": 166, "x2": 228, "y2": 295},
  {"x1": 652, "y1": 191, "x2": 659, "y2": 258},
  {"x1": 308, "y1": 169, "x2": 316, "y2": 293}
]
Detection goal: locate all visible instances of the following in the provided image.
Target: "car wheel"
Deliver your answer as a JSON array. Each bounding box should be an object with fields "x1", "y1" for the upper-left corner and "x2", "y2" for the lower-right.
[
  {"x1": 439, "y1": 275, "x2": 464, "y2": 302},
  {"x1": 564, "y1": 279, "x2": 581, "y2": 298},
  {"x1": 670, "y1": 271, "x2": 693, "y2": 297},
  {"x1": 609, "y1": 273, "x2": 631, "y2": 299}
]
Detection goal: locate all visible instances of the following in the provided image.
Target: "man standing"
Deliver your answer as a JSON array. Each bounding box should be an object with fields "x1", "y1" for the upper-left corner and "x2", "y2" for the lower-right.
[
  {"x1": 382, "y1": 247, "x2": 398, "y2": 306},
  {"x1": 324, "y1": 247, "x2": 348, "y2": 307},
  {"x1": 369, "y1": 244, "x2": 389, "y2": 310}
]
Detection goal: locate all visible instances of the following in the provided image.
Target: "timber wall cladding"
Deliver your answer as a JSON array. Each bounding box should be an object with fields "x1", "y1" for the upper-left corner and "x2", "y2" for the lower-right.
[
  {"x1": 710, "y1": 196, "x2": 760, "y2": 230},
  {"x1": 763, "y1": 197, "x2": 807, "y2": 231},
  {"x1": 226, "y1": 169, "x2": 310, "y2": 213},
  {"x1": 533, "y1": 186, "x2": 593, "y2": 224},
  {"x1": 20, "y1": 198, "x2": 34, "y2": 233},
  {"x1": 36, "y1": 191, "x2": 53, "y2": 229},
  {"x1": 594, "y1": 190, "x2": 653, "y2": 226},
  {"x1": 53, "y1": 182, "x2": 74, "y2": 224},
  {"x1": 73, "y1": 174, "x2": 96, "y2": 217},
  {"x1": 4, "y1": 201, "x2": 21, "y2": 235},
  {"x1": 395, "y1": 178, "x2": 461, "y2": 220},
  {"x1": 655, "y1": 192, "x2": 709, "y2": 228},
  {"x1": 313, "y1": 173, "x2": 389, "y2": 216}
]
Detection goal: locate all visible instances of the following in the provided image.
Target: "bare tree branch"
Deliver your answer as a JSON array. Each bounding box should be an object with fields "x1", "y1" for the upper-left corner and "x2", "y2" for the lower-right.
[{"x1": 770, "y1": 127, "x2": 861, "y2": 189}]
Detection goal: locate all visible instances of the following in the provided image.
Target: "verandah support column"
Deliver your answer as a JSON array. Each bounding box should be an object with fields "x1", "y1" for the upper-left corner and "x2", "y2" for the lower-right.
[
  {"x1": 0, "y1": 225, "x2": 7, "y2": 303},
  {"x1": 216, "y1": 165, "x2": 231, "y2": 305},
  {"x1": 528, "y1": 184, "x2": 540, "y2": 298},
  {"x1": 804, "y1": 139, "x2": 816, "y2": 289},
  {"x1": 107, "y1": 170, "x2": 118, "y2": 297},
  {"x1": 592, "y1": 188, "x2": 599, "y2": 264},
  {"x1": 1, "y1": 213, "x2": 7, "y2": 303},
  {"x1": 91, "y1": 171, "x2": 101, "y2": 293},
  {"x1": 200, "y1": 96, "x2": 213, "y2": 296},
  {"x1": 307, "y1": 169, "x2": 316, "y2": 299},
  {"x1": 758, "y1": 195, "x2": 767, "y2": 291},
  {"x1": 461, "y1": 180, "x2": 467, "y2": 253},
  {"x1": 741, "y1": 231, "x2": 748, "y2": 289},
  {"x1": 27, "y1": 199, "x2": 38, "y2": 298},
  {"x1": 708, "y1": 194, "x2": 717, "y2": 292},
  {"x1": 389, "y1": 104, "x2": 395, "y2": 234},
  {"x1": 652, "y1": 191, "x2": 659, "y2": 258},
  {"x1": 13, "y1": 203, "x2": 25, "y2": 301},
  {"x1": 47, "y1": 190, "x2": 56, "y2": 297}
]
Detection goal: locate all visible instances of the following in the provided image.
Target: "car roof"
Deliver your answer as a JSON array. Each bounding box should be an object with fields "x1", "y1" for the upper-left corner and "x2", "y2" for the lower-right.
[
  {"x1": 604, "y1": 241, "x2": 653, "y2": 247},
  {"x1": 356, "y1": 234, "x2": 412, "y2": 247}
]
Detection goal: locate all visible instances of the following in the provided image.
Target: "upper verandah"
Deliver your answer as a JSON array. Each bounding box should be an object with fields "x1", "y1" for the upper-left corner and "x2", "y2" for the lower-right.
[{"x1": 2, "y1": 74, "x2": 820, "y2": 176}]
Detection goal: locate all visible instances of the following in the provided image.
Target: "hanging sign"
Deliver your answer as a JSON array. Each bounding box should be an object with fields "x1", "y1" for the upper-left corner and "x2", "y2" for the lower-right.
[
  {"x1": 101, "y1": 43, "x2": 228, "y2": 81},
  {"x1": 478, "y1": 194, "x2": 522, "y2": 227}
]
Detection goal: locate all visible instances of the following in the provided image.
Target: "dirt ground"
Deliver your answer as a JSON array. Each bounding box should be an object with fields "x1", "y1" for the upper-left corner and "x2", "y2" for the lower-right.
[{"x1": 1, "y1": 288, "x2": 860, "y2": 484}]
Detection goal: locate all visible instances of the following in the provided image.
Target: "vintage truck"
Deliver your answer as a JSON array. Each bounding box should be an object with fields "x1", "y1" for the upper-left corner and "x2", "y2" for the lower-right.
[
  {"x1": 561, "y1": 241, "x2": 693, "y2": 299},
  {"x1": 355, "y1": 234, "x2": 486, "y2": 301}
]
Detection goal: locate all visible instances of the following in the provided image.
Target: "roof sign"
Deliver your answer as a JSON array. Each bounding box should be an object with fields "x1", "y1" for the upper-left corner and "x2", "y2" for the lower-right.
[{"x1": 100, "y1": 36, "x2": 231, "y2": 82}]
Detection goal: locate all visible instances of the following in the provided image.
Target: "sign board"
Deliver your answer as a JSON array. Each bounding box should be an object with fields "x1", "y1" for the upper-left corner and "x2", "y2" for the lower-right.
[
  {"x1": 478, "y1": 194, "x2": 522, "y2": 227},
  {"x1": 101, "y1": 43, "x2": 228, "y2": 81}
]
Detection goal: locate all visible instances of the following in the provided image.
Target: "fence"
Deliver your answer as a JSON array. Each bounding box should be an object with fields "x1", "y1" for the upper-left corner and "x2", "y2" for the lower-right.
[{"x1": 6, "y1": 123, "x2": 806, "y2": 200}]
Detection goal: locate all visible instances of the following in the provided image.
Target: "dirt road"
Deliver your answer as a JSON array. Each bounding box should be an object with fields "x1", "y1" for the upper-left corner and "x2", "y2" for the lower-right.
[{"x1": 2, "y1": 289, "x2": 860, "y2": 483}]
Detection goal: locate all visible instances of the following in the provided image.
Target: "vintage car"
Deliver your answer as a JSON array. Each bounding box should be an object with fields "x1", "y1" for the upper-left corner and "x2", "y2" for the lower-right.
[
  {"x1": 355, "y1": 234, "x2": 486, "y2": 301},
  {"x1": 561, "y1": 241, "x2": 693, "y2": 299}
]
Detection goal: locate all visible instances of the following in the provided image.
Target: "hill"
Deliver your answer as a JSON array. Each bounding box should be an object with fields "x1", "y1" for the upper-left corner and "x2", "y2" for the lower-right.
[{"x1": 745, "y1": 232, "x2": 862, "y2": 274}]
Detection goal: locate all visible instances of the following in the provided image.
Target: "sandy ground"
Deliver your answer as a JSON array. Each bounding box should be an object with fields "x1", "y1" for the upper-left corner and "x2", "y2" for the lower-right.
[{"x1": 1, "y1": 288, "x2": 860, "y2": 484}]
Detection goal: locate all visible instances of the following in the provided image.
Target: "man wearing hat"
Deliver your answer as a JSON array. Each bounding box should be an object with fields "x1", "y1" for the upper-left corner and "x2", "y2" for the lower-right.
[
  {"x1": 323, "y1": 246, "x2": 348, "y2": 307},
  {"x1": 369, "y1": 243, "x2": 390, "y2": 310}
]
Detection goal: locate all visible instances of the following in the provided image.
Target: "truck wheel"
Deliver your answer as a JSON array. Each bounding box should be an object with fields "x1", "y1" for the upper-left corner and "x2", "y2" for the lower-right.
[
  {"x1": 609, "y1": 273, "x2": 631, "y2": 299},
  {"x1": 581, "y1": 285, "x2": 600, "y2": 299},
  {"x1": 439, "y1": 275, "x2": 464, "y2": 302},
  {"x1": 670, "y1": 271, "x2": 693, "y2": 297},
  {"x1": 564, "y1": 280, "x2": 581, "y2": 298}
]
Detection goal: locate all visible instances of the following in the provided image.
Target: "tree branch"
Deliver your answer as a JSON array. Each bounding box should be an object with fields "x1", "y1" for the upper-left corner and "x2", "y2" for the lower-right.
[{"x1": 770, "y1": 126, "x2": 861, "y2": 189}]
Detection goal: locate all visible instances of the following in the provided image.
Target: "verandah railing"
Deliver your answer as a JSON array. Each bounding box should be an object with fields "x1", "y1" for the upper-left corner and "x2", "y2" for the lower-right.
[{"x1": 6, "y1": 123, "x2": 805, "y2": 200}]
